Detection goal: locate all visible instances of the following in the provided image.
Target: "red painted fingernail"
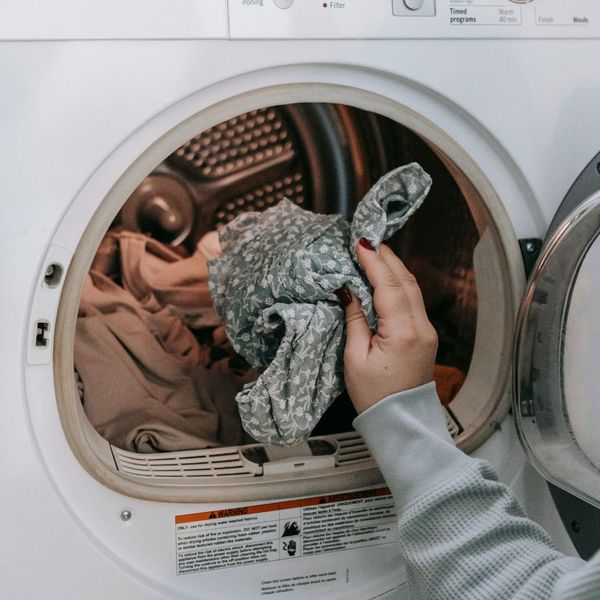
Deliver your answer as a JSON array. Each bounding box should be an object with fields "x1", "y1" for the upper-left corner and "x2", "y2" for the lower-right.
[
  {"x1": 358, "y1": 237, "x2": 374, "y2": 251},
  {"x1": 335, "y1": 286, "x2": 352, "y2": 307}
]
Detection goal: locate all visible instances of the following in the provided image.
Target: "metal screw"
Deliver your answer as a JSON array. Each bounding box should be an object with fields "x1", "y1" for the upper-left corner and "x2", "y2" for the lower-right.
[
  {"x1": 525, "y1": 241, "x2": 536, "y2": 254},
  {"x1": 45, "y1": 264, "x2": 55, "y2": 278},
  {"x1": 120, "y1": 510, "x2": 132, "y2": 522},
  {"x1": 571, "y1": 520, "x2": 581, "y2": 533}
]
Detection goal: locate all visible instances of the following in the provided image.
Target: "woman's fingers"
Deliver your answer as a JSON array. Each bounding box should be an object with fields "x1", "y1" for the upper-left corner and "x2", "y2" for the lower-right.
[
  {"x1": 337, "y1": 288, "x2": 372, "y2": 361},
  {"x1": 341, "y1": 241, "x2": 439, "y2": 413},
  {"x1": 356, "y1": 239, "x2": 413, "y2": 326},
  {"x1": 378, "y1": 244, "x2": 429, "y2": 322}
]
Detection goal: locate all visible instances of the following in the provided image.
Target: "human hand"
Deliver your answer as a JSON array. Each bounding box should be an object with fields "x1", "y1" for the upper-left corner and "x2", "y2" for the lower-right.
[{"x1": 338, "y1": 239, "x2": 438, "y2": 415}]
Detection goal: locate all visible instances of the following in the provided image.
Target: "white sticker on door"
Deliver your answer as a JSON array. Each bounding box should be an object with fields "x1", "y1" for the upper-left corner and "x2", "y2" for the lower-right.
[{"x1": 175, "y1": 487, "x2": 397, "y2": 576}]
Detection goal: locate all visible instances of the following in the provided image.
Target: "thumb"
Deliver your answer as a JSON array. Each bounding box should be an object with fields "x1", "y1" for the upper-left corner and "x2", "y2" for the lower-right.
[{"x1": 337, "y1": 287, "x2": 372, "y2": 360}]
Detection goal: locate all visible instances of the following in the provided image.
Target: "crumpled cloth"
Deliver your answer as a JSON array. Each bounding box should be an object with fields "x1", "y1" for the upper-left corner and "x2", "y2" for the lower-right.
[
  {"x1": 75, "y1": 231, "x2": 248, "y2": 453},
  {"x1": 433, "y1": 364, "x2": 466, "y2": 406},
  {"x1": 92, "y1": 229, "x2": 221, "y2": 328},
  {"x1": 209, "y1": 163, "x2": 432, "y2": 445}
]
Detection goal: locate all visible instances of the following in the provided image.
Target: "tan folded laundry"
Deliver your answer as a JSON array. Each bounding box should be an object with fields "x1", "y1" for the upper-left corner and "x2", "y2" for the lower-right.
[
  {"x1": 76, "y1": 271, "x2": 247, "y2": 452},
  {"x1": 76, "y1": 229, "x2": 247, "y2": 453}
]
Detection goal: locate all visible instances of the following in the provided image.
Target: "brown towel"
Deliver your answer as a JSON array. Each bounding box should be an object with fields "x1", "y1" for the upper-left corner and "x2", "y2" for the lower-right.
[
  {"x1": 75, "y1": 232, "x2": 247, "y2": 453},
  {"x1": 433, "y1": 364, "x2": 466, "y2": 406},
  {"x1": 103, "y1": 230, "x2": 221, "y2": 328}
]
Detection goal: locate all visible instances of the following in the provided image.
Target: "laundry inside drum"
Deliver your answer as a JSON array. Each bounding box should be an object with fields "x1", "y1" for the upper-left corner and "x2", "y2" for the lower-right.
[{"x1": 73, "y1": 103, "x2": 485, "y2": 484}]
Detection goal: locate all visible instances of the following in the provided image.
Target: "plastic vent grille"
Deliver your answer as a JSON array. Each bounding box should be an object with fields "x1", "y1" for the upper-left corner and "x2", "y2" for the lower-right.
[
  {"x1": 443, "y1": 406, "x2": 463, "y2": 438},
  {"x1": 111, "y1": 432, "x2": 374, "y2": 481},
  {"x1": 112, "y1": 446, "x2": 260, "y2": 479},
  {"x1": 112, "y1": 416, "x2": 461, "y2": 482},
  {"x1": 170, "y1": 108, "x2": 293, "y2": 179},
  {"x1": 334, "y1": 432, "x2": 373, "y2": 465}
]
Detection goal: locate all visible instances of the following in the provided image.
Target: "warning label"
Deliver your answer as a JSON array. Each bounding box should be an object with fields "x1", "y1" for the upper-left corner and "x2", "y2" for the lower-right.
[{"x1": 175, "y1": 487, "x2": 397, "y2": 575}]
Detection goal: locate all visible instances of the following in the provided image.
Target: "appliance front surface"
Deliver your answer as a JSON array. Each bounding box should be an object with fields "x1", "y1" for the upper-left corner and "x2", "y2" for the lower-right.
[{"x1": 3, "y1": 3, "x2": 600, "y2": 598}]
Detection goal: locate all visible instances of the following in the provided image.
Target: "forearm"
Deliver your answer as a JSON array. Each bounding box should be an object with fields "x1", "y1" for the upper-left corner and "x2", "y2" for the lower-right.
[
  {"x1": 353, "y1": 383, "x2": 585, "y2": 599},
  {"x1": 353, "y1": 382, "x2": 471, "y2": 509}
]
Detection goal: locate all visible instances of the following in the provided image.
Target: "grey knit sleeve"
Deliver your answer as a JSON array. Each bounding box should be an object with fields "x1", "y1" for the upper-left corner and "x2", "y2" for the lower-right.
[{"x1": 353, "y1": 385, "x2": 588, "y2": 600}]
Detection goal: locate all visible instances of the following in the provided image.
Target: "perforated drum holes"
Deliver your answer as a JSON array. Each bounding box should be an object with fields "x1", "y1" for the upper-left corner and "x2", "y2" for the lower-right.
[{"x1": 44, "y1": 263, "x2": 63, "y2": 288}]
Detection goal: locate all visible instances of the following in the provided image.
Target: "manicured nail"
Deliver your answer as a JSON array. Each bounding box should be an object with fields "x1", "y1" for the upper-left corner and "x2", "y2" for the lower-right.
[
  {"x1": 335, "y1": 286, "x2": 352, "y2": 307},
  {"x1": 358, "y1": 237, "x2": 374, "y2": 251}
]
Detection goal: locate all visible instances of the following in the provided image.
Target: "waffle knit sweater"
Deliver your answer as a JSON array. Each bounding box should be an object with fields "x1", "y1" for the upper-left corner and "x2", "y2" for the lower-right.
[{"x1": 353, "y1": 382, "x2": 599, "y2": 599}]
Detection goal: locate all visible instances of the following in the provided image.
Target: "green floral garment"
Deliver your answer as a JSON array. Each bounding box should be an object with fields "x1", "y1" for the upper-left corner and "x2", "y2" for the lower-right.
[{"x1": 208, "y1": 163, "x2": 432, "y2": 445}]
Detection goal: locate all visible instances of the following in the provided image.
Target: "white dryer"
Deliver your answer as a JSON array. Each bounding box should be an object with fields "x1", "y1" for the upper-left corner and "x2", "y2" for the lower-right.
[{"x1": 2, "y1": 0, "x2": 600, "y2": 598}]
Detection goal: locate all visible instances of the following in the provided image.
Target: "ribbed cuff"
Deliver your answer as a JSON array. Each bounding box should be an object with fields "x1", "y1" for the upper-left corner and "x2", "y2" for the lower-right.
[{"x1": 353, "y1": 382, "x2": 474, "y2": 510}]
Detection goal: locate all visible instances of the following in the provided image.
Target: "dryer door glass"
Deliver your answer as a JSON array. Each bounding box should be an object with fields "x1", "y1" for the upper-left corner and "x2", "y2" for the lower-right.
[{"x1": 514, "y1": 190, "x2": 600, "y2": 508}]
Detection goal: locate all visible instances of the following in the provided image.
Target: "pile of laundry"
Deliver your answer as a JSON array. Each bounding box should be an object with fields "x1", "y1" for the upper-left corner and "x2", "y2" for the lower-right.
[{"x1": 74, "y1": 228, "x2": 256, "y2": 453}]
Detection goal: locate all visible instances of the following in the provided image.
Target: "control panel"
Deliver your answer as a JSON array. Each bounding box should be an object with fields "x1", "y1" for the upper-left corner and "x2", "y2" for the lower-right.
[
  {"x1": 228, "y1": 0, "x2": 600, "y2": 39},
  {"x1": 0, "y1": 0, "x2": 598, "y2": 40}
]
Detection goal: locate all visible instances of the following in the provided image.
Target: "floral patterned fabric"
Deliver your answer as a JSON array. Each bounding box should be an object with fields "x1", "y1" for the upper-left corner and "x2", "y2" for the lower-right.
[{"x1": 208, "y1": 163, "x2": 432, "y2": 445}]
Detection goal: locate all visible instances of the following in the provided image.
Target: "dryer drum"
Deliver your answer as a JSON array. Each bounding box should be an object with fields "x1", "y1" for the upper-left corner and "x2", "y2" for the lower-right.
[{"x1": 72, "y1": 103, "x2": 487, "y2": 496}]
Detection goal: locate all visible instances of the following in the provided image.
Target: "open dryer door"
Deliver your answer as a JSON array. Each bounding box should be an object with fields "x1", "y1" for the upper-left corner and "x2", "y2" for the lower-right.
[{"x1": 514, "y1": 158, "x2": 600, "y2": 512}]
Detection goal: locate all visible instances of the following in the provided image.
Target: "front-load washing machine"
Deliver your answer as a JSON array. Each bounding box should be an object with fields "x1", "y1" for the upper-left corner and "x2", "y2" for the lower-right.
[{"x1": 3, "y1": 0, "x2": 600, "y2": 598}]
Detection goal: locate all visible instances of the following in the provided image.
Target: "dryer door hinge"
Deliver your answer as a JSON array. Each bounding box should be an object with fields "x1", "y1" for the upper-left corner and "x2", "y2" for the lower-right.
[{"x1": 519, "y1": 238, "x2": 543, "y2": 278}]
